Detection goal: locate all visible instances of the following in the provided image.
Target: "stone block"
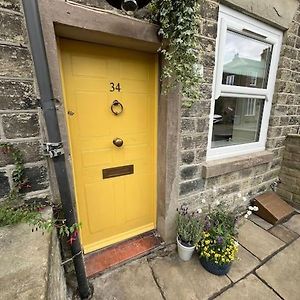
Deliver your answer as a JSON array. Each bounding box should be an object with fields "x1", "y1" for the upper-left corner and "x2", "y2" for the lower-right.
[
  {"x1": 181, "y1": 136, "x2": 194, "y2": 150},
  {"x1": 199, "y1": 0, "x2": 218, "y2": 21},
  {"x1": 149, "y1": 254, "x2": 230, "y2": 300},
  {"x1": 256, "y1": 239, "x2": 300, "y2": 300},
  {"x1": 249, "y1": 214, "x2": 273, "y2": 230},
  {"x1": 215, "y1": 274, "x2": 280, "y2": 300},
  {"x1": 238, "y1": 220, "x2": 284, "y2": 260},
  {"x1": 0, "y1": 170, "x2": 10, "y2": 198},
  {"x1": 280, "y1": 165, "x2": 300, "y2": 178},
  {"x1": 202, "y1": 151, "x2": 273, "y2": 178},
  {"x1": 0, "y1": 0, "x2": 21, "y2": 11},
  {"x1": 0, "y1": 221, "x2": 51, "y2": 300},
  {"x1": 218, "y1": 183, "x2": 240, "y2": 195},
  {"x1": 0, "y1": 140, "x2": 44, "y2": 167},
  {"x1": 181, "y1": 151, "x2": 195, "y2": 165},
  {"x1": 283, "y1": 151, "x2": 300, "y2": 162},
  {"x1": 179, "y1": 178, "x2": 204, "y2": 196},
  {"x1": 196, "y1": 118, "x2": 209, "y2": 132},
  {"x1": 282, "y1": 45, "x2": 298, "y2": 59},
  {"x1": 2, "y1": 113, "x2": 40, "y2": 139},
  {"x1": 0, "y1": 79, "x2": 37, "y2": 110},
  {"x1": 0, "y1": 45, "x2": 33, "y2": 78},
  {"x1": 180, "y1": 118, "x2": 195, "y2": 132},
  {"x1": 180, "y1": 165, "x2": 199, "y2": 180},
  {"x1": 70, "y1": 0, "x2": 118, "y2": 10},
  {"x1": 0, "y1": 11, "x2": 24, "y2": 44},
  {"x1": 195, "y1": 149, "x2": 206, "y2": 163},
  {"x1": 282, "y1": 159, "x2": 300, "y2": 172},
  {"x1": 227, "y1": 246, "x2": 260, "y2": 283},
  {"x1": 198, "y1": 37, "x2": 216, "y2": 56},
  {"x1": 269, "y1": 224, "x2": 299, "y2": 243},
  {"x1": 201, "y1": 19, "x2": 217, "y2": 39},
  {"x1": 24, "y1": 194, "x2": 51, "y2": 207},
  {"x1": 283, "y1": 214, "x2": 300, "y2": 234},
  {"x1": 92, "y1": 259, "x2": 163, "y2": 300},
  {"x1": 20, "y1": 165, "x2": 49, "y2": 194},
  {"x1": 181, "y1": 100, "x2": 210, "y2": 118},
  {"x1": 181, "y1": 134, "x2": 207, "y2": 151}
]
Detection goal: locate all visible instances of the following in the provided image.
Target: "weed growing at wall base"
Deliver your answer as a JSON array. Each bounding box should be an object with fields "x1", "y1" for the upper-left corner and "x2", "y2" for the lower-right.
[{"x1": 0, "y1": 143, "x2": 80, "y2": 244}]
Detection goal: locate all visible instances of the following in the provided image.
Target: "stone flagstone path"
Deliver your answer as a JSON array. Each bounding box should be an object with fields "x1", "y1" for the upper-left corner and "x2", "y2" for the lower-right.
[{"x1": 91, "y1": 214, "x2": 300, "y2": 300}]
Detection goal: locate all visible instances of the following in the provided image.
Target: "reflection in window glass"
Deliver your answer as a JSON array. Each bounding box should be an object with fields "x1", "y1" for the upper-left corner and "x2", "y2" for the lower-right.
[
  {"x1": 222, "y1": 31, "x2": 273, "y2": 89},
  {"x1": 212, "y1": 97, "x2": 264, "y2": 148}
]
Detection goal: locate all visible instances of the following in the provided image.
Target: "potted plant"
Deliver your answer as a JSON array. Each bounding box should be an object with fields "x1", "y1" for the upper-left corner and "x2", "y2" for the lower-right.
[
  {"x1": 176, "y1": 204, "x2": 203, "y2": 261},
  {"x1": 196, "y1": 202, "x2": 258, "y2": 275}
]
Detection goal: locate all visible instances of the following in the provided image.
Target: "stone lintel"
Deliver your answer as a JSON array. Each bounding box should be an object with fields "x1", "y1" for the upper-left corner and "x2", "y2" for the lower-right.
[
  {"x1": 202, "y1": 151, "x2": 273, "y2": 178},
  {"x1": 220, "y1": 0, "x2": 299, "y2": 30}
]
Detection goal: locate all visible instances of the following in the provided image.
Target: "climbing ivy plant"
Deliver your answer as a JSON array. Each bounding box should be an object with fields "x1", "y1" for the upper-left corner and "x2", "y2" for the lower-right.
[
  {"x1": 0, "y1": 143, "x2": 80, "y2": 243},
  {"x1": 149, "y1": 0, "x2": 202, "y2": 106}
]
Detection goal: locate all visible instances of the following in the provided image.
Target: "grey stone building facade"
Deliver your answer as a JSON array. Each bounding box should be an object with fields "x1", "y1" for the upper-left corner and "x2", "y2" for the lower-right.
[{"x1": 0, "y1": 0, "x2": 299, "y2": 248}]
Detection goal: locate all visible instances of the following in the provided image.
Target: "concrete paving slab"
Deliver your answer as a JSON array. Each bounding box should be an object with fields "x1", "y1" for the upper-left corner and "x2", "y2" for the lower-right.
[
  {"x1": 227, "y1": 245, "x2": 260, "y2": 282},
  {"x1": 92, "y1": 258, "x2": 163, "y2": 300},
  {"x1": 238, "y1": 220, "x2": 284, "y2": 260},
  {"x1": 0, "y1": 223, "x2": 51, "y2": 300},
  {"x1": 283, "y1": 214, "x2": 300, "y2": 235},
  {"x1": 249, "y1": 214, "x2": 273, "y2": 230},
  {"x1": 149, "y1": 253, "x2": 231, "y2": 300},
  {"x1": 256, "y1": 238, "x2": 300, "y2": 300},
  {"x1": 269, "y1": 224, "x2": 299, "y2": 243},
  {"x1": 215, "y1": 274, "x2": 281, "y2": 300}
]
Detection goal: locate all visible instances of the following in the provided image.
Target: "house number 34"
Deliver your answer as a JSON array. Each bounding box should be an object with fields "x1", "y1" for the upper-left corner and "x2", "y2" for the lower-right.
[{"x1": 110, "y1": 82, "x2": 121, "y2": 92}]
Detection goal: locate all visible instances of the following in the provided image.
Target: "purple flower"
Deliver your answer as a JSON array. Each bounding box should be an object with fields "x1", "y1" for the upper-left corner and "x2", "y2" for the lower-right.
[
  {"x1": 216, "y1": 236, "x2": 223, "y2": 245},
  {"x1": 204, "y1": 220, "x2": 211, "y2": 231}
]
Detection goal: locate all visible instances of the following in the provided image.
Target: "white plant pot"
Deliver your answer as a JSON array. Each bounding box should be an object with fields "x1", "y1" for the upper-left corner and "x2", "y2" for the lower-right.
[{"x1": 177, "y1": 236, "x2": 195, "y2": 261}]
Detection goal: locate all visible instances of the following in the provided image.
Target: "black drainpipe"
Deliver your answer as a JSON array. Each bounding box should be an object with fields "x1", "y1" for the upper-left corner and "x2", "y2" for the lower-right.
[{"x1": 22, "y1": 0, "x2": 91, "y2": 298}]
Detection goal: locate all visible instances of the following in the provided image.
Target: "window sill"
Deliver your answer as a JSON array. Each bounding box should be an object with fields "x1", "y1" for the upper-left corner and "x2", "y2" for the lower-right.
[{"x1": 202, "y1": 151, "x2": 273, "y2": 178}]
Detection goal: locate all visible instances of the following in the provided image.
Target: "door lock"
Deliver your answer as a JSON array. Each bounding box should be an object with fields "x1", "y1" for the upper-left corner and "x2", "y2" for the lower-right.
[{"x1": 113, "y1": 138, "x2": 123, "y2": 147}]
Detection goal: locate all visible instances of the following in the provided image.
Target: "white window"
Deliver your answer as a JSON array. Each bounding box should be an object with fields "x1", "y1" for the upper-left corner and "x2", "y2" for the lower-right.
[
  {"x1": 226, "y1": 74, "x2": 235, "y2": 85},
  {"x1": 245, "y1": 98, "x2": 256, "y2": 116},
  {"x1": 248, "y1": 72, "x2": 258, "y2": 87},
  {"x1": 207, "y1": 5, "x2": 282, "y2": 160}
]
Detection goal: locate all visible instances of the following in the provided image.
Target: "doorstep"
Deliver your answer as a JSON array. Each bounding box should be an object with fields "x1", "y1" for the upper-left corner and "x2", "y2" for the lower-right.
[{"x1": 85, "y1": 231, "x2": 164, "y2": 278}]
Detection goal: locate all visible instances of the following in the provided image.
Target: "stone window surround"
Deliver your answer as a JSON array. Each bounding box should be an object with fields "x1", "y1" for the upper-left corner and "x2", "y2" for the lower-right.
[
  {"x1": 206, "y1": 5, "x2": 283, "y2": 161},
  {"x1": 202, "y1": 150, "x2": 274, "y2": 178},
  {"x1": 36, "y1": 0, "x2": 181, "y2": 243}
]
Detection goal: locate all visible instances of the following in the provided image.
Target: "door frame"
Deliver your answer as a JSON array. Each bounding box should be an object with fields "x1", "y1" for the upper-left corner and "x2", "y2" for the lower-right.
[{"x1": 37, "y1": 0, "x2": 181, "y2": 244}]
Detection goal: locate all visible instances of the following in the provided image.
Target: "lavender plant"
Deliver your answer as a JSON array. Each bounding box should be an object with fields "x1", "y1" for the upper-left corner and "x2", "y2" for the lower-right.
[{"x1": 176, "y1": 203, "x2": 204, "y2": 247}]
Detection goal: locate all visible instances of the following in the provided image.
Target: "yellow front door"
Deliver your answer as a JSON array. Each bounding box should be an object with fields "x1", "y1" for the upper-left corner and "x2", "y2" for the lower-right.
[{"x1": 59, "y1": 39, "x2": 157, "y2": 253}]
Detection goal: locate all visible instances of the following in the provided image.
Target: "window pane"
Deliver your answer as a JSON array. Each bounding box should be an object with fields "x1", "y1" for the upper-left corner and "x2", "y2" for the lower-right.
[
  {"x1": 222, "y1": 31, "x2": 273, "y2": 88},
  {"x1": 212, "y1": 97, "x2": 264, "y2": 148}
]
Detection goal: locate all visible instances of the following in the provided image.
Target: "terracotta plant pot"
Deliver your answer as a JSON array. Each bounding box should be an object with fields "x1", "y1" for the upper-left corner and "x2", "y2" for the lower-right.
[
  {"x1": 199, "y1": 257, "x2": 231, "y2": 276},
  {"x1": 177, "y1": 236, "x2": 195, "y2": 261}
]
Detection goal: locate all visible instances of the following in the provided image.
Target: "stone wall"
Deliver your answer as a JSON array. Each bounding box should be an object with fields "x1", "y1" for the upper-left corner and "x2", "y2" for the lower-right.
[
  {"x1": 47, "y1": 229, "x2": 68, "y2": 300},
  {"x1": 178, "y1": 0, "x2": 300, "y2": 209},
  {"x1": 277, "y1": 135, "x2": 300, "y2": 208},
  {"x1": 0, "y1": 0, "x2": 51, "y2": 204}
]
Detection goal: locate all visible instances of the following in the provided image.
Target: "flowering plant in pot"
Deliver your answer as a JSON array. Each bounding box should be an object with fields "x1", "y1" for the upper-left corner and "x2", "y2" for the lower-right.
[
  {"x1": 196, "y1": 201, "x2": 258, "y2": 275},
  {"x1": 176, "y1": 203, "x2": 203, "y2": 261}
]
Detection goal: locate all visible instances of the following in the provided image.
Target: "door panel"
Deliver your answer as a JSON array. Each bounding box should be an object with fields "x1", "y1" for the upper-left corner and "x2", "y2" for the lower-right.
[{"x1": 59, "y1": 39, "x2": 157, "y2": 253}]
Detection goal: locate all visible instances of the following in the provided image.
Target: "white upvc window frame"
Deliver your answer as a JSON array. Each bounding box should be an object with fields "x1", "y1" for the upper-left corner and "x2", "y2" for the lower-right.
[{"x1": 207, "y1": 5, "x2": 283, "y2": 161}]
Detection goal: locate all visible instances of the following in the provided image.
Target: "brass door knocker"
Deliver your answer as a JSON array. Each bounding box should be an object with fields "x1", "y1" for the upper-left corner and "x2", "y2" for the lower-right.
[{"x1": 111, "y1": 100, "x2": 124, "y2": 115}]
